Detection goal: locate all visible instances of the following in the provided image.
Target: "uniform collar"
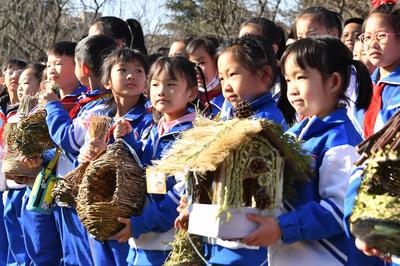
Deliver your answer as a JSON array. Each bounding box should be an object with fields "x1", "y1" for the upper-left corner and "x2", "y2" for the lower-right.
[
  {"x1": 221, "y1": 91, "x2": 274, "y2": 119},
  {"x1": 120, "y1": 96, "x2": 149, "y2": 122},
  {"x1": 372, "y1": 66, "x2": 400, "y2": 85},
  {"x1": 288, "y1": 108, "x2": 349, "y2": 140}
]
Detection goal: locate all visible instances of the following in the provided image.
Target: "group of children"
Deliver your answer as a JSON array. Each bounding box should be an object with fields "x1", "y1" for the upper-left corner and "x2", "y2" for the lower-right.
[{"x1": 0, "y1": 2, "x2": 399, "y2": 266}]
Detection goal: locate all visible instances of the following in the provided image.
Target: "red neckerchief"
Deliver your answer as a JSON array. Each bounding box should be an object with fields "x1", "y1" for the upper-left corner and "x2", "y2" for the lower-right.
[
  {"x1": 363, "y1": 82, "x2": 385, "y2": 137},
  {"x1": 68, "y1": 92, "x2": 109, "y2": 119}
]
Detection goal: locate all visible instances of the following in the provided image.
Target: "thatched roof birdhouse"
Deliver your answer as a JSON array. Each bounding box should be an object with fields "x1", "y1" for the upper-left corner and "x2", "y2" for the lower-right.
[
  {"x1": 350, "y1": 111, "x2": 400, "y2": 257},
  {"x1": 149, "y1": 117, "x2": 311, "y2": 239}
]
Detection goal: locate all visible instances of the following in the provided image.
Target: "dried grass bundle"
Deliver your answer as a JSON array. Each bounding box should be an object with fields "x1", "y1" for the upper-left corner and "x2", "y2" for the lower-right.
[
  {"x1": 164, "y1": 230, "x2": 204, "y2": 266},
  {"x1": 350, "y1": 111, "x2": 400, "y2": 256},
  {"x1": 52, "y1": 115, "x2": 112, "y2": 207},
  {"x1": 76, "y1": 139, "x2": 146, "y2": 240}
]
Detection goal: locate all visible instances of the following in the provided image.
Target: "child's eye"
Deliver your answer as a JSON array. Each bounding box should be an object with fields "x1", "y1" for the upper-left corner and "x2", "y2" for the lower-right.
[
  {"x1": 219, "y1": 77, "x2": 224, "y2": 82},
  {"x1": 229, "y1": 73, "x2": 237, "y2": 77},
  {"x1": 285, "y1": 78, "x2": 291, "y2": 83},
  {"x1": 117, "y1": 68, "x2": 126, "y2": 72},
  {"x1": 168, "y1": 83, "x2": 176, "y2": 86},
  {"x1": 136, "y1": 68, "x2": 143, "y2": 73},
  {"x1": 297, "y1": 75, "x2": 306, "y2": 80}
]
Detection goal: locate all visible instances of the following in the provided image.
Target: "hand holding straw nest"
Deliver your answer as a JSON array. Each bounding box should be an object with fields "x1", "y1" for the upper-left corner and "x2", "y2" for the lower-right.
[
  {"x1": 78, "y1": 138, "x2": 108, "y2": 163},
  {"x1": 38, "y1": 80, "x2": 60, "y2": 105},
  {"x1": 175, "y1": 195, "x2": 190, "y2": 231}
]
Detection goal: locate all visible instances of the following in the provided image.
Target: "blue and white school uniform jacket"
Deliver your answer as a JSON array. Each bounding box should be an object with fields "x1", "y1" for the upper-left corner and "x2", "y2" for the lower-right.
[
  {"x1": 127, "y1": 118, "x2": 195, "y2": 266},
  {"x1": 91, "y1": 96, "x2": 153, "y2": 266},
  {"x1": 45, "y1": 88, "x2": 111, "y2": 266},
  {"x1": 45, "y1": 88, "x2": 110, "y2": 177},
  {"x1": 354, "y1": 66, "x2": 400, "y2": 137},
  {"x1": 210, "y1": 94, "x2": 225, "y2": 118},
  {"x1": 268, "y1": 108, "x2": 372, "y2": 266},
  {"x1": 205, "y1": 91, "x2": 287, "y2": 266}
]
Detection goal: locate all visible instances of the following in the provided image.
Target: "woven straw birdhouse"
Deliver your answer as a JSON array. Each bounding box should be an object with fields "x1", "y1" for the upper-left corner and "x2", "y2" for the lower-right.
[
  {"x1": 350, "y1": 112, "x2": 400, "y2": 257},
  {"x1": 149, "y1": 117, "x2": 310, "y2": 239}
]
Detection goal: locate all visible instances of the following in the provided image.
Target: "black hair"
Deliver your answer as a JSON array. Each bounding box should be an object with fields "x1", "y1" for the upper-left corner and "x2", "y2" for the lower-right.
[
  {"x1": 24, "y1": 63, "x2": 46, "y2": 83},
  {"x1": 102, "y1": 47, "x2": 148, "y2": 86},
  {"x1": 275, "y1": 26, "x2": 286, "y2": 60},
  {"x1": 240, "y1": 17, "x2": 288, "y2": 60},
  {"x1": 75, "y1": 34, "x2": 117, "y2": 78},
  {"x1": 90, "y1": 16, "x2": 132, "y2": 47},
  {"x1": 148, "y1": 56, "x2": 197, "y2": 91},
  {"x1": 295, "y1": 6, "x2": 343, "y2": 38},
  {"x1": 218, "y1": 34, "x2": 277, "y2": 85},
  {"x1": 148, "y1": 53, "x2": 163, "y2": 66},
  {"x1": 126, "y1": 18, "x2": 148, "y2": 55},
  {"x1": 366, "y1": 3, "x2": 400, "y2": 33},
  {"x1": 157, "y1": 47, "x2": 170, "y2": 56},
  {"x1": 2, "y1": 58, "x2": 28, "y2": 72},
  {"x1": 278, "y1": 36, "x2": 372, "y2": 124},
  {"x1": 148, "y1": 56, "x2": 198, "y2": 121},
  {"x1": 47, "y1": 41, "x2": 77, "y2": 57},
  {"x1": 344, "y1": 17, "x2": 364, "y2": 27},
  {"x1": 186, "y1": 36, "x2": 219, "y2": 58}
]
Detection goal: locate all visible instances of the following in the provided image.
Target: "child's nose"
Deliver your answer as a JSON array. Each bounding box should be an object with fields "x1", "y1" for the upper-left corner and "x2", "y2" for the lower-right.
[{"x1": 127, "y1": 73, "x2": 135, "y2": 80}]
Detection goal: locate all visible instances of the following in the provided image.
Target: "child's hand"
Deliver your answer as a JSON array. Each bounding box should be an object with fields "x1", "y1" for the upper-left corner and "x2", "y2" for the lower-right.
[
  {"x1": 242, "y1": 215, "x2": 282, "y2": 247},
  {"x1": 109, "y1": 217, "x2": 132, "y2": 243},
  {"x1": 78, "y1": 139, "x2": 107, "y2": 163},
  {"x1": 355, "y1": 238, "x2": 392, "y2": 262},
  {"x1": 113, "y1": 119, "x2": 132, "y2": 139},
  {"x1": 175, "y1": 195, "x2": 189, "y2": 230},
  {"x1": 18, "y1": 156, "x2": 43, "y2": 168},
  {"x1": 38, "y1": 84, "x2": 60, "y2": 105}
]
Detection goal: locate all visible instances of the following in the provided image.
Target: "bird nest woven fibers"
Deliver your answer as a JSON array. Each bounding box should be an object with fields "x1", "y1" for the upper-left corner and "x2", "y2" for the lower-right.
[
  {"x1": 52, "y1": 115, "x2": 112, "y2": 207},
  {"x1": 76, "y1": 139, "x2": 146, "y2": 240},
  {"x1": 2, "y1": 96, "x2": 54, "y2": 177},
  {"x1": 350, "y1": 111, "x2": 400, "y2": 256}
]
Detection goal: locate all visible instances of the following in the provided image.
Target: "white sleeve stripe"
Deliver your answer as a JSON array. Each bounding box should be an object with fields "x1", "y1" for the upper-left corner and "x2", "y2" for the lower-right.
[
  {"x1": 320, "y1": 200, "x2": 344, "y2": 231},
  {"x1": 321, "y1": 239, "x2": 348, "y2": 261},
  {"x1": 349, "y1": 168, "x2": 363, "y2": 183},
  {"x1": 167, "y1": 190, "x2": 180, "y2": 205},
  {"x1": 68, "y1": 132, "x2": 80, "y2": 151}
]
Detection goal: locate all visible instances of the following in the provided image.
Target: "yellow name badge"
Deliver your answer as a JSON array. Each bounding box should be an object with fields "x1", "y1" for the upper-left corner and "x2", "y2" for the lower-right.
[{"x1": 146, "y1": 169, "x2": 167, "y2": 194}]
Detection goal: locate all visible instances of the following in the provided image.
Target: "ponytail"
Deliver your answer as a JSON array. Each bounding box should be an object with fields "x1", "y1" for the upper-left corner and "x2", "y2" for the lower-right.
[{"x1": 351, "y1": 59, "x2": 373, "y2": 110}]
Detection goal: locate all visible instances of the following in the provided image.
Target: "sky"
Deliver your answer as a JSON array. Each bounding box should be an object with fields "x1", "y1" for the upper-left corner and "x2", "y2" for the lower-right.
[{"x1": 102, "y1": 0, "x2": 168, "y2": 35}]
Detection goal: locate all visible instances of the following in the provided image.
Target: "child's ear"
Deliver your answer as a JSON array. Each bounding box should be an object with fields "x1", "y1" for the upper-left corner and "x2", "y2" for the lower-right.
[
  {"x1": 260, "y1": 66, "x2": 272, "y2": 85},
  {"x1": 188, "y1": 86, "x2": 198, "y2": 101},
  {"x1": 104, "y1": 80, "x2": 112, "y2": 90},
  {"x1": 82, "y1": 63, "x2": 90, "y2": 76},
  {"x1": 329, "y1": 72, "x2": 342, "y2": 95}
]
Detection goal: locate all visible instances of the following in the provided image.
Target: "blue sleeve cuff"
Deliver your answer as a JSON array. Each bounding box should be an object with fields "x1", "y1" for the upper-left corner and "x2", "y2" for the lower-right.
[
  {"x1": 278, "y1": 212, "x2": 301, "y2": 244},
  {"x1": 131, "y1": 215, "x2": 145, "y2": 239}
]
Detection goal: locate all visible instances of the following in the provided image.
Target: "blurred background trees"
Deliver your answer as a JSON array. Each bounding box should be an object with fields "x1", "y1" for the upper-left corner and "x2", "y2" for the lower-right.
[{"x1": 0, "y1": 0, "x2": 371, "y2": 63}]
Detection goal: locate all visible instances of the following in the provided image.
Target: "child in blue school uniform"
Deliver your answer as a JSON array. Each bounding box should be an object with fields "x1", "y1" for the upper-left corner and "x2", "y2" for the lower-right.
[
  {"x1": 19, "y1": 41, "x2": 86, "y2": 266},
  {"x1": 39, "y1": 34, "x2": 117, "y2": 266},
  {"x1": 78, "y1": 47, "x2": 152, "y2": 266},
  {"x1": 105, "y1": 56, "x2": 198, "y2": 266},
  {"x1": 187, "y1": 37, "x2": 224, "y2": 116},
  {"x1": 196, "y1": 34, "x2": 286, "y2": 266},
  {"x1": 1, "y1": 58, "x2": 28, "y2": 266},
  {"x1": 240, "y1": 36, "x2": 382, "y2": 266},
  {"x1": 344, "y1": 3, "x2": 400, "y2": 265}
]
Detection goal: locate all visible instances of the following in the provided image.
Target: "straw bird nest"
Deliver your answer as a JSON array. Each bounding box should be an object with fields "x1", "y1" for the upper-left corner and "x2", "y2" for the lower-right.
[
  {"x1": 2, "y1": 96, "x2": 54, "y2": 177},
  {"x1": 76, "y1": 139, "x2": 146, "y2": 240}
]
